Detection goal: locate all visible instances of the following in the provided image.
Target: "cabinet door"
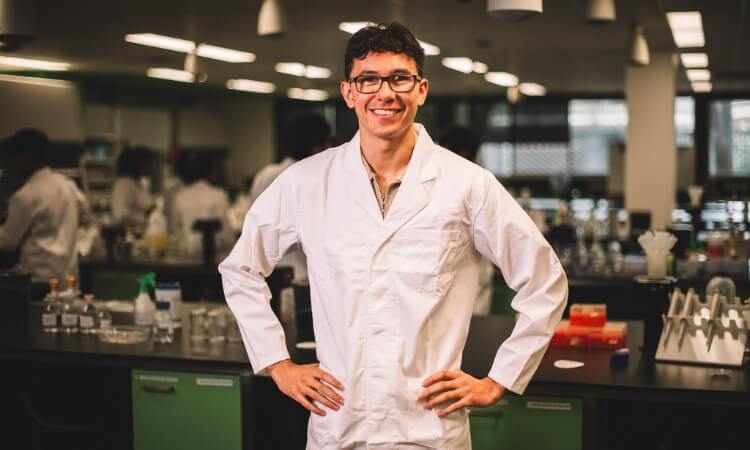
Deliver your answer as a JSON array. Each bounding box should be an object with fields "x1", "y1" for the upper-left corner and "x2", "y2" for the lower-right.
[
  {"x1": 469, "y1": 395, "x2": 582, "y2": 450},
  {"x1": 132, "y1": 370, "x2": 242, "y2": 450}
]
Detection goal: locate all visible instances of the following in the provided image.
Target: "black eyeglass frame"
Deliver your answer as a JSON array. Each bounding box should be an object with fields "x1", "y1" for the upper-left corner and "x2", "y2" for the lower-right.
[{"x1": 348, "y1": 74, "x2": 423, "y2": 94}]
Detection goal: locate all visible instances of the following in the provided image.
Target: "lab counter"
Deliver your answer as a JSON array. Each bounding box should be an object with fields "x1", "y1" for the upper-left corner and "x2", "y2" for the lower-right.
[{"x1": 1, "y1": 308, "x2": 749, "y2": 450}]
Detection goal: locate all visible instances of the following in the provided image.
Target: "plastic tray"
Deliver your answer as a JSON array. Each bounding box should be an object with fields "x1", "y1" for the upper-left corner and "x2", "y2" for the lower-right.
[{"x1": 97, "y1": 325, "x2": 151, "y2": 344}]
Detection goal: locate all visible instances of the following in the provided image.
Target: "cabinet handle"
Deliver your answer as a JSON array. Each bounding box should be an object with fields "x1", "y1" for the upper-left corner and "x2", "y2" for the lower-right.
[
  {"x1": 142, "y1": 385, "x2": 176, "y2": 394},
  {"x1": 468, "y1": 408, "x2": 503, "y2": 418}
]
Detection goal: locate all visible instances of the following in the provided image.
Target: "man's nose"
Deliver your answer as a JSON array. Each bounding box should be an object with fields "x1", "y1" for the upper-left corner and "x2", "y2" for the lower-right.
[{"x1": 376, "y1": 79, "x2": 396, "y2": 99}]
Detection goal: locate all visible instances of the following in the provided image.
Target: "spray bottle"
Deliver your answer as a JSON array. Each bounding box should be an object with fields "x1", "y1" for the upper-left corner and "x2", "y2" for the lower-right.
[{"x1": 134, "y1": 272, "x2": 157, "y2": 326}]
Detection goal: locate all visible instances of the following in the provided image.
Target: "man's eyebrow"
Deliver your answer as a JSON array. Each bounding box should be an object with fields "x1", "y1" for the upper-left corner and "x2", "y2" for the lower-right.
[{"x1": 356, "y1": 68, "x2": 413, "y2": 76}]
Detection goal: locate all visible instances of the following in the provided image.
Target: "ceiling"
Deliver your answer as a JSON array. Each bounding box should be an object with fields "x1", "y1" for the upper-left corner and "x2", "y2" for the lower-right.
[{"x1": 2, "y1": 0, "x2": 749, "y2": 97}]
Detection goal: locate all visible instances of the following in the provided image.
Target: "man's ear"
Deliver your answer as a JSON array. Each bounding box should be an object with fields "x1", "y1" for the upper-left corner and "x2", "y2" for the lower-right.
[{"x1": 340, "y1": 81, "x2": 355, "y2": 109}]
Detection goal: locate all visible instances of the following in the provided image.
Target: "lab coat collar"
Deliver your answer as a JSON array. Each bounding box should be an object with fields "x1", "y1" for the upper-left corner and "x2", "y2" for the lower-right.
[{"x1": 343, "y1": 124, "x2": 439, "y2": 250}]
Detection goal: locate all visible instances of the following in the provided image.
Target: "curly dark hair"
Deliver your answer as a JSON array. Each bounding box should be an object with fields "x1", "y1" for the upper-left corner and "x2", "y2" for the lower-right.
[{"x1": 343, "y1": 22, "x2": 426, "y2": 80}]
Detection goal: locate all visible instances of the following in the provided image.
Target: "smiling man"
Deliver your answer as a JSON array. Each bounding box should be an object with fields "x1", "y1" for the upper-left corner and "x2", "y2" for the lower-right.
[{"x1": 220, "y1": 23, "x2": 567, "y2": 449}]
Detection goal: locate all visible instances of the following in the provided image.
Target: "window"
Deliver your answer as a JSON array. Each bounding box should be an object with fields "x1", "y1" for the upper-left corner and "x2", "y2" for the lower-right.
[{"x1": 709, "y1": 100, "x2": 750, "y2": 176}]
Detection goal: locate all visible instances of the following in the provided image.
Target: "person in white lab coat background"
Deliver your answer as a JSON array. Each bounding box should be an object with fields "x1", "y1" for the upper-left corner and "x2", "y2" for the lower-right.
[
  {"x1": 220, "y1": 23, "x2": 567, "y2": 449},
  {"x1": 0, "y1": 129, "x2": 89, "y2": 295},
  {"x1": 439, "y1": 126, "x2": 496, "y2": 316},
  {"x1": 248, "y1": 113, "x2": 333, "y2": 282},
  {"x1": 111, "y1": 146, "x2": 155, "y2": 228},
  {"x1": 172, "y1": 153, "x2": 234, "y2": 254}
]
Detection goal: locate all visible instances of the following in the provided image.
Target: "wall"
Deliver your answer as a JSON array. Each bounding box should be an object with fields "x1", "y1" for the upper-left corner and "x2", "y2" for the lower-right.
[{"x1": 0, "y1": 74, "x2": 82, "y2": 140}]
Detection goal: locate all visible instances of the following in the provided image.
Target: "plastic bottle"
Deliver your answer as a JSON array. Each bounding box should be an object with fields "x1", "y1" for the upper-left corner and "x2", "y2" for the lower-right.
[
  {"x1": 153, "y1": 301, "x2": 174, "y2": 343},
  {"x1": 706, "y1": 272, "x2": 737, "y2": 305},
  {"x1": 134, "y1": 272, "x2": 157, "y2": 326},
  {"x1": 144, "y1": 198, "x2": 168, "y2": 258}
]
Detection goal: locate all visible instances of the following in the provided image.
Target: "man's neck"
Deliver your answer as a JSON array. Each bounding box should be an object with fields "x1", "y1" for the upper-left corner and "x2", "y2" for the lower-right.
[{"x1": 360, "y1": 126, "x2": 416, "y2": 184}]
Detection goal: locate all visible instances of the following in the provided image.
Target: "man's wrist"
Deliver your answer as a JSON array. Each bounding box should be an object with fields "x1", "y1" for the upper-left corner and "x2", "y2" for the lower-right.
[
  {"x1": 482, "y1": 376, "x2": 506, "y2": 402},
  {"x1": 266, "y1": 358, "x2": 292, "y2": 377}
]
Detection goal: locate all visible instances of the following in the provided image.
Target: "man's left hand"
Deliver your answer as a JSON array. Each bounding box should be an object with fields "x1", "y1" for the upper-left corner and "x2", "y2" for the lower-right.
[{"x1": 417, "y1": 370, "x2": 506, "y2": 417}]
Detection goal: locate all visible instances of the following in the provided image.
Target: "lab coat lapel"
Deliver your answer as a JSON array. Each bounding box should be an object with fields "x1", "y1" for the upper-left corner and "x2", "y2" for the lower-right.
[
  {"x1": 375, "y1": 126, "x2": 438, "y2": 251},
  {"x1": 343, "y1": 131, "x2": 383, "y2": 225}
]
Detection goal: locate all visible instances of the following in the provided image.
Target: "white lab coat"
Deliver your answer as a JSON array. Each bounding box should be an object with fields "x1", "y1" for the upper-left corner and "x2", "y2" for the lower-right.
[
  {"x1": 0, "y1": 167, "x2": 89, "y2": 283},
  {"x1": 172, "y1": 180, "x2": 234, "y2": 253},
  {"x1": 249, "y1": 157, "x2": 308, "y2": 281},
  {"x1": 220, "y1": 125, "x2": 567, "y2": 449},
  {"x1": 111, "y1": 176, "x2": 153, "y2": 227}
]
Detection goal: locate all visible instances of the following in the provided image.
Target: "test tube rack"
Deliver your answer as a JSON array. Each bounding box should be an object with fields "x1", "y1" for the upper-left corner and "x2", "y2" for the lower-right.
[{"x1": 656, "y1": 288, "x2": 750, "y2": 367}]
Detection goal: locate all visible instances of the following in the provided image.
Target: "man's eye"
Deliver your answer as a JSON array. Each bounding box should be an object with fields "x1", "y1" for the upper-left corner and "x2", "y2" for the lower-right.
[{"x1": 390, "y1": 75, "x2": 410, "y2": 83}]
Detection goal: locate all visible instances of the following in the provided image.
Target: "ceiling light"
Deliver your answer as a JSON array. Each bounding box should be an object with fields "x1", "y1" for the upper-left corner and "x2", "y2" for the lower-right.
[
  {"x1": 227, "y1": 79, "x2": 276, "y2": 93},
  {"x1": 146, "y1": 68, "x2": 194, "y2": 83},
  {"x1": 0, "y1": 0, "x2": 37, "y2": 50},
  {"x1": 287, "y1": 88, "x2": 329, "y2": 101},
  {"x1": 418, "y1": 40, "x2": 441, "y2": 56},
  {"x1": 666, "y1": 12, "x2": 705, "y2": 48},
  {"x1": 484, "y1": 71, "x2": 519, "y2": 87},
  {"x1": 125, "y1": 33, "x2": 195, "y2": 53},
  {"x1": 586, "y1": 0, "x2": 616, "y2": 23},
  {"x1": 487, "y1": 0, "x2": 542, "y2": 21},
  {"x1": 275, "y1": 62, "x2": 306, "y2": 76},
  {"x1": 472, "y1": 62, "x2": 489, "y2": 74},
  {"x1": 305, "y1": 65, "x2": 332, "y2": 79},
  {"x1": 0, "y1": 74, "x2": 73, "y2": 88},
  {"x1": 519, "y1": 82, "x2": 546, "y2": 96},
  {"x1": 442, "y1": 57, "x2": 474, "y2": 74},
  {"x1": 628, "y1": 24, "x2": 650, "y2": 66},
  {"x1": 338, "y1": 22, "x2": 440, "y2": 55},
  {"x1": 196, "y1": 44, "x2": 255, "y2": 63},
  {"x1": 0, "y1": 56, "x2": 70, "y2": 71},
  {"x1": 338, "y1": 22, "x2": 372, "y2": 34},
  {"x1": 257, "y1": 0, "x2": 287, "y2": 37},
  {"x1": 680, "y1": 52, "x2": 708, "y2": 68},
  {"x1": 686, "y1": 69, "x2": 710, "y2": 82},
  {"x1": 691, "y1": 81, "x2": 712, "y2": 93}
]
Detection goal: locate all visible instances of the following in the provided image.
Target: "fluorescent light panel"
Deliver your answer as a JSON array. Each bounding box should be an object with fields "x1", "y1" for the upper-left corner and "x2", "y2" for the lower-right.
[
  {"x1": 338, "y1": 22, "x2": 440, "y2": 55},
  {"x1": 680, "y1": 52, "x2": 708, "y2": 68},
  {"x1": 0, "y1": 56, "x2": 70, "y2": 71},
  {"x1": 196, "y1": 44, "x2": 255, "y2": 63},
  {"x1": 227, "y1": 79, "x2": 276, "y2": 93},
  {"x1": 686, "y1": 69, "x2": 710, "y2": 82},
  {"x1": 442, "y1": 57, "x2": 474, "y2": 74},
  {"x1": 305, "y1": 65, "x2": 332, "y2": 79},
  {"x1": 146, "y1": 68, "x2": 194, "y2": 83},
  {"x1": 691, "y1": 81, "x2": 712, "y2": 93},
  {"x1": 519, "y1": 82, "x2": 546, "y2": 96},
  {"x1": 484, "y1": 71, "x2": 518, "y2": 87},
  {"x1": 666, "y1": 12, "x2": 705, "y2": 48},
  {"x1": 287, "y1": 88, "x2": 329, "y2": 101},
  {"x1": 275, "y1": 62, "x2": 331, "y2": 79},
  {"x1": 0, "y1": 74, "x2": 74, "y2": 88}
]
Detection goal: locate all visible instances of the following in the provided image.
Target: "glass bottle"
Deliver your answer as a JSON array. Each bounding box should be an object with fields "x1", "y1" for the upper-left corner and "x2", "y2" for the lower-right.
[
  {"x1": 79, "y1": 294, "x2": 98, "y2": 334},
  {"x1": 42, "y1": 284, "x2": 61, "y2": 334},
  {"x1": 153, "y1": 301, "x2": 174, "y2": 344},
  {"x1": 60, "y1": 275, "x2": 79, "y2": 334},
  {"x1": 97, "y1": 303, "x2": 113, "y2": 331}
]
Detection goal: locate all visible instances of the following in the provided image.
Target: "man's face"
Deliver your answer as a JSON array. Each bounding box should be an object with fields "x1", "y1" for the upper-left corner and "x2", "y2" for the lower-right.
[{"x1": 341, "y1": 52, "x2": 428, "y2": 143}]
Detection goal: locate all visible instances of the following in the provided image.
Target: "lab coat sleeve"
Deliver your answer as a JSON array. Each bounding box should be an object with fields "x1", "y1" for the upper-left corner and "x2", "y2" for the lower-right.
[
  {"x1": 219, "y1": 172, "x2": 300, "y2": 374},
  {"x1": 0, "y1": 191, "x2": 33, "y2": 252},
  {"x1": 471, "y1": 170, "x2": 568, "y2": 394},
  {"x1": 76, "y1": 185, "x2": 92, "y2": 226}
]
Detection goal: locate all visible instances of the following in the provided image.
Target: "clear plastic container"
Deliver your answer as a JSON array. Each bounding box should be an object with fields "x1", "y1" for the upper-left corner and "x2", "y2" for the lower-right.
[{"x1": 97, "y1": 325, "x2": 151, "y2": 344}]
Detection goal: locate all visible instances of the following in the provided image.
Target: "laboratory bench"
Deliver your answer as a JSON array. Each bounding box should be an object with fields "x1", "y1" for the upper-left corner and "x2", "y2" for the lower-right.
[{"x1": 1, "y1": 307, "x2": 749, "y2": 450}]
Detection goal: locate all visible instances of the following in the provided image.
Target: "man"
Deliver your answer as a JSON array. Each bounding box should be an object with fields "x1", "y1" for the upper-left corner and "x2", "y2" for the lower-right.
[
  {"x1": 220, "y1": 23, "x2": 567, "y2": 449},
  {"x1": 248, "y1": 113, "x2": 332, "y2": 282},
  {"x1": 0, "y1": 129, "x2": 89, "y2": 289}
]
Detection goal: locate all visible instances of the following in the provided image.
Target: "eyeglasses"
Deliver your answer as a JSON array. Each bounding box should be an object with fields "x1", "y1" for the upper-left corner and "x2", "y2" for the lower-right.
[{"x1": 349, "y1": 74, "x2": 422, "y2": 94}]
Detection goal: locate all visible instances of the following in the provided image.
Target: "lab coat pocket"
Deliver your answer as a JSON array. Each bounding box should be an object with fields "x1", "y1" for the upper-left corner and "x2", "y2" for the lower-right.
[
  {"x1": 392, "y1": 229, "x2": 462, "y2": 295},
  {"x1": 406, "y1": 378, "x2": 443, "y2": 444}
]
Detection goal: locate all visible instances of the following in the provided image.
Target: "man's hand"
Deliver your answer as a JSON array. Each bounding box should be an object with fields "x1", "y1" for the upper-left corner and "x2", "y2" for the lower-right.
[
  {"x1": 418, "y1": 370, "x2": 506, "y2": 417},
  {"x1": 267, "y1": 359, "x2": 345, "y2": 416}
]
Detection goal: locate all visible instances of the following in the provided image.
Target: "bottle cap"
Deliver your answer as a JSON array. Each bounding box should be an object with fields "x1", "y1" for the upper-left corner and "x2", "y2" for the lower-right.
[{"x1": 156, "y1": 301, "x2": 170, "y2": 310}]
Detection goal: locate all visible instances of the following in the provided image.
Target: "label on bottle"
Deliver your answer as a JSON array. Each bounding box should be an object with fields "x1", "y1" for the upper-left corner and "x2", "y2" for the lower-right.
[
  {"x1": 42, "y1": 313, "x2": 57, "y2": 327},
  {"x1": 100, "y1": 319, "x2": 112, "y2": 329},
  {"x1": 61, "y1": 313, "x2": 78, "y2": 327},
  {"x1": 80, "y1": 316, "x2": 95, "y2": 328}
]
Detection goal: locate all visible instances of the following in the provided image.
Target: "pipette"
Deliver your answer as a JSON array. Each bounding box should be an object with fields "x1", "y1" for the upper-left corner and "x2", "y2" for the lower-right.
[
  {"x1": 677, "y1": 289, "x2": 695, "y2": 349},
  {"x1": 662, "y1": 289, "x2": 683, "y2": 348},
  {"x1": 705, "y1": 293, "x2": 722, "y2": 352}
]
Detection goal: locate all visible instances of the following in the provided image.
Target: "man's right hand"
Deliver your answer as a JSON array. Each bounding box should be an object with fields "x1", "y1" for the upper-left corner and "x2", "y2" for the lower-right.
[{"x1": 267, "y1": 359, "x2": 345, "y2": 416}]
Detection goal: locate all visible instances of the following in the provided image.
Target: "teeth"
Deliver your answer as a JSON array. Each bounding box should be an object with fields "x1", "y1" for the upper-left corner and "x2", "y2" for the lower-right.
[{"x1": 372, "y1": 109, "x2": 399, "y2": 116}]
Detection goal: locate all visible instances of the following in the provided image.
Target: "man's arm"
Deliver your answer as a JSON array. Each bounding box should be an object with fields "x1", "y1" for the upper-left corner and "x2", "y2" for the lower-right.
[
  {"x1": 219, "y1": 170, "x2": 344, "y2": 416},
  {"x1": 0, "y1": 192, "x2": 33, "y2": 253}
]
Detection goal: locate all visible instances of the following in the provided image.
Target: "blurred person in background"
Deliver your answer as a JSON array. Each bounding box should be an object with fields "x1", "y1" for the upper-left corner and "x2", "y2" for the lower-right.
[
  {"x1": 111, "y1": 146, "x2": 155, "y2": 228},
  {"x1": 164, "y1": 150, "x2": 190, "y2": 234},
  {"x1": 172, "y1": 153, "x2": 234, "y2": 254},
  {"x1": 439, "y1": 126, "x2": 495, "y2": 315},
  {"x1": 248, "y1": 113, "x2": 333, "y2": 282},
  {"x1": 0, "y1": 129, "x2": 89, "y2": 295}
]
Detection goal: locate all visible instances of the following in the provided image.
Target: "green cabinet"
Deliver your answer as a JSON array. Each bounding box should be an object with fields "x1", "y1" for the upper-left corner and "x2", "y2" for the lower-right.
[
  {"x1": 470, "y1": 395, "x2": 582, "y2": 450},
  {"x1": 132, "y1": 370, "x2": 242, "y2": 450}
]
